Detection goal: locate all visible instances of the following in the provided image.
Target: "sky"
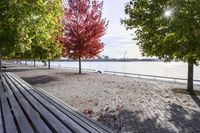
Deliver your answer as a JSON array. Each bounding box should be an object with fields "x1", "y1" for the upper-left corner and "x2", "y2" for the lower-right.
[{"x1": 101, "y1": 0, "x2": 142, "y2": 59}]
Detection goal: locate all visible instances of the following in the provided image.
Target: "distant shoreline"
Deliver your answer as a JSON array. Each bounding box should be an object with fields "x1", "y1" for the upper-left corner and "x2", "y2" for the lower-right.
[{"x1": 53, "y1": 59, "x2": 162, "y2": 62}]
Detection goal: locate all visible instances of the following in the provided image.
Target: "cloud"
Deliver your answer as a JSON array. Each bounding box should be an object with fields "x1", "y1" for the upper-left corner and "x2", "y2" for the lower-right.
[
  {"x1": 100, "y1": 0, "x2": 143, "y2": 58},
  {"x1": 101, "y1": 31, "x2": 142, "y2": 58}
]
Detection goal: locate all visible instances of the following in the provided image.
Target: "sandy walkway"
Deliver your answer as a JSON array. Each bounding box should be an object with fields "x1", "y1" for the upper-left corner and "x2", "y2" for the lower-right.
[{"x1": 5, "y1": 64, "x2": 200, "y2": 133}]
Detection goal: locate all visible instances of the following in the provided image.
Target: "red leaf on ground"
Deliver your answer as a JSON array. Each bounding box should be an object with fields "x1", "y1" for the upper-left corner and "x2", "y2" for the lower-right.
[
  {"x1": 105, "y1": 107, "x2": 109, "y2": 111},
  {"x1": 83, "y1": 109, "x2": 94, "y2": 115},
  {"x1": 88, "y1": 100, "x2": 93, "y2": 102}
]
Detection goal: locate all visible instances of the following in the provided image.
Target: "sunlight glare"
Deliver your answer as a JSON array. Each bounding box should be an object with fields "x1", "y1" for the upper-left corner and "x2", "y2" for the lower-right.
[{"x1": 164, "y1": 9, "x2": 173, "y2": 18}]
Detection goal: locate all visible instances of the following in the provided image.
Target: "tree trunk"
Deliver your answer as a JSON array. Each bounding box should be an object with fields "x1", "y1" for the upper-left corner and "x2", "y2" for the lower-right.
[
  {"x1": 44, "y1": 61, "x2": 47, "y2": 66},
  {"x1": 48, "y1": 60, "x2": 50, "y2": 69},
  {"x1": 25, "y1": 60, "x2": 27, "y2": 65},
  {"x1": 79, "y1": 57, "x2": 81, "y2": 74},
  {"x1": 187, "y1": 62, "x2": 194, "y2": 92},
  {"x1": 34, "y1": 59, "x2": 36, "y2": 67}
]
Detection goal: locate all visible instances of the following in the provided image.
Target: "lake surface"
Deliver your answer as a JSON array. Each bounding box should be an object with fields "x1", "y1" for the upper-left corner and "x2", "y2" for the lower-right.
[{"x1": 27, "y1": 61, "x2": 200, "y2": 80}]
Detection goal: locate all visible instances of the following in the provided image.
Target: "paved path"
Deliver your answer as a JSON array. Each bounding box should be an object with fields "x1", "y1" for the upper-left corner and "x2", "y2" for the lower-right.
[{"x1": 7, "y1": 64, "x2": 200, "y2": 133}]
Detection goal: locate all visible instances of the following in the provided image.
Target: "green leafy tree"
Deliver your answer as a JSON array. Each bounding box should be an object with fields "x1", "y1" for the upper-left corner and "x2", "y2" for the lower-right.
[
  {"x1": 0, "y1": 0, "x2": 21, "y2": 57},
  {"x1": 0, "y1": 0, "x2": 63, "y2": 65},
  {"x1": 28, "y1": 0, "x2": 63, "y2": 67},
  {"x1": 19, "y1": 0, "x2": 63, "y2": 67},
  {"x1": 0, "y1": 0, "x2": 46, "y2": 57},
  {"x1": 122, "y1": 0, "x2": 200, "y2": 92}
]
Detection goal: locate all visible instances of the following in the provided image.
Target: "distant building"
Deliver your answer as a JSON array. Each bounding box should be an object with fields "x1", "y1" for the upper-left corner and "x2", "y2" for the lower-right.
[
  {"x1": 97, "y1": 56, "x2": 102, "y2": 60},
  {"x1": 104, "y1": 56, "x2": 109, "y2": 60}
]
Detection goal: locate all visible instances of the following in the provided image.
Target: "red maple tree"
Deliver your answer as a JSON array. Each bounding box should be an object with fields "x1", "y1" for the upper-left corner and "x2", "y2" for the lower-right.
[{"x1": 61, "y1": 0, "x2": 108, "y2": 74}]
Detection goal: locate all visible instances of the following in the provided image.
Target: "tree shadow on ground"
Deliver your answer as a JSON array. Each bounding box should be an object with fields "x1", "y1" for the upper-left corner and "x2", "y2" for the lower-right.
[
  {"x1": 190, "y1": 93, "x2": 200, "y2": 108},
  {"x1": 96, "y1": 109, "x2": 173, "y2": 133},
  {"x1": 21, "y1": 75, "x2": 59, "y2": 85},
  {"x1": 55, "y1": 72, "x2": 88, "y2": 77},
  {"x1": 3, "y1": 68, "x2": 32, "y2": 73},
  {"x1": 94, "y1": 103, "x2": 200, "y2": 133},
  {"x1": 169, "y1": 103, "x2": 200, "y2": 133},
  {"x1": 3, "y1": 65, "x2": 49, "y2": 73}
]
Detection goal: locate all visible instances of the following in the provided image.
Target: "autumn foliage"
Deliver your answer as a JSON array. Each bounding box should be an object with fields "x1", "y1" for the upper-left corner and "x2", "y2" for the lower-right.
[{"x1": 60, "y1": 0, "x2": 108, "y2": 73}]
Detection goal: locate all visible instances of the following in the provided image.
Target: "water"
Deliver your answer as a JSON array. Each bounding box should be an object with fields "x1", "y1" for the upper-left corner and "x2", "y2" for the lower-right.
[{"x1": 25, "y1": 61, "x2": 200, "y2": 80}]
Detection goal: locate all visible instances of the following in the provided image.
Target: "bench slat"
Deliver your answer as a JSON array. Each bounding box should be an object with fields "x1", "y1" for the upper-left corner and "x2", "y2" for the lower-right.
[
  {"x1": 0, "y1": 102, "x2": 4, "y2": 133},
  {"x1": 1, "y1": 94, "x2": 18, "y2": 133},
  {"x1": 10, "y1": 72, "x2": 114, "y2": 133},
  {"x1": 7, "y1": 73, "x2": 89, "y2": 133},
  {"x1": 2, "y1": 77, "x2": 35, "y2": 133},
  {"x1": 3, "y1": 74, "x2": 52, "y2": 133},
  {"x1": 5, "y1": 73, "x2": 73, "y2": 133},
  {"x1": 0, "y1": 81, "x2": 4, "y2": 133},
  {"x1": 0, "y1": 80, "x2": 4, "y2": 95}
]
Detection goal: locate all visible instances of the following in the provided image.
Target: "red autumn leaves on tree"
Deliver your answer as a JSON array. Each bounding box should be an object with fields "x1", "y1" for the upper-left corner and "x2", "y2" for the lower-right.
[{"x1": 60, "y1": 0, "x2": 108, "y2": 74}]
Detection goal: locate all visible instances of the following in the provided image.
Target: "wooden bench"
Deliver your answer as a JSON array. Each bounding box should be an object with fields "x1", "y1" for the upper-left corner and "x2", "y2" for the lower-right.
[{"x1": 0, "y1": 72, "x2": 114, "y2": 133}]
